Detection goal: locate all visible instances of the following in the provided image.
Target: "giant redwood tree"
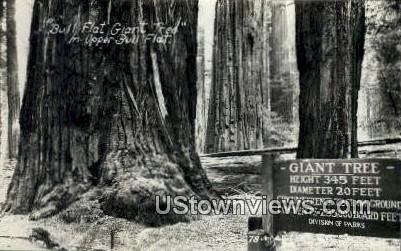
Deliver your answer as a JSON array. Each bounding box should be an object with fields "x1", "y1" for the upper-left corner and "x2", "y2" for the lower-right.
[
  {"x1": 5, "y1": 0, "x2": 218, "y2": 222},
  {"x1": 296, "y1": 0, "x2": 365, "y2": 158},
  {"x1": 205, "y1": 0, "x2": 270, "y2": 153}
]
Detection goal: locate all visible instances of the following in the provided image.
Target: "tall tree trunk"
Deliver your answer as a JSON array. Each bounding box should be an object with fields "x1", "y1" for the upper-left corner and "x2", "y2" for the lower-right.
[
  {"x1": 6, "y1": 0, "x2": 218, "y2": 223},
  {"x1": 261, "y1": 2, "x2": 271, "y2": 147},
  {"x1": 296, "y1": 0, "x2": 365, "y2": 158},
  {"x1": 205, "y1": 0, "x2": 270, "y2": 153},
  {"x1": 270, "y1": 0, "x2": 298, "y2": 124},
  {"x1": 0, "y1": 0, "x2": 4, "y2": 154},
  {"x1": 350, "y1": 0, "x2": 365, "y2": 158},
  {"x1": 6, "y1": 0, "x2": 20, "y2": 159},
  {"x1": 196, "y1": 28, "x2": 207, "y2": 153}
]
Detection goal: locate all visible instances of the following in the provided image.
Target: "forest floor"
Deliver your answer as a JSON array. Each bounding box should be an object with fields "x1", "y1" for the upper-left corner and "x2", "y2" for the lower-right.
[{"x1": 0, "y1": 152, "x2": 400, "y2": 250}]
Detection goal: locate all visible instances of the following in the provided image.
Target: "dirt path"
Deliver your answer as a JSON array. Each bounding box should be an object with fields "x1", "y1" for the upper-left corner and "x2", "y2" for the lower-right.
[
  {"x1": 0, "y1": 161, "x2": 48, "y2": 250},
  {"x1": 0, "y1": 212, "x2": 399, "y2": 251},
  {"x1": 0, "y1": 238, "x2": 46, "y2": 251},
  {"x1": 0, "y1": 215, "x2": 48, "y2": 250}
]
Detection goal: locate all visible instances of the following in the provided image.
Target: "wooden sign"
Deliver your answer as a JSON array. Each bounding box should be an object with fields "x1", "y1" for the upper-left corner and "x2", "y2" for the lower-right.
[{"x1": 262, "y1": 155, "x2": 401, "y2": 238}]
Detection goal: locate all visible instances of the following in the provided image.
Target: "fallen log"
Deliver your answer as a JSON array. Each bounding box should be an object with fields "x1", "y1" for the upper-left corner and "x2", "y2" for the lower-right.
[
  {"x1": 201, "y1": 137, "x2": 401, "y2": 158},
  {"x1": 201, "y1": 143, "x2": 401, "y2": 195},
  {"x1": 201, "y1": 146, "x2": 297, "y2": 158}
]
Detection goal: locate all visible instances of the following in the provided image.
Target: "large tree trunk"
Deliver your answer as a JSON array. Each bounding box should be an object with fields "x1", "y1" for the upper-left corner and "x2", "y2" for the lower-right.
[
  {"x1": 6, "y1": 0, "x2": 19, "y2": 159},
  {"x1": 296, "y1": 0, "x2": 365, "y2": 158},
  {"x1": 350, "y1": 0, "x2": 366, "y2": 158},
  {"x1": 205, "y1": 0, "x2": 270, "y2": 153},
  {"x1": 5, "y1": 0, "x2": 218, "y2": 224}
]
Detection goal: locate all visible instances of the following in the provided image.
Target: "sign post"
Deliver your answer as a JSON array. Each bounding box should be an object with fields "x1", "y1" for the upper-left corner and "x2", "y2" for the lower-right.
[
  {"x1": 247, "y1": 154, "x2": 278, "y2": 251},
  {"x1": 261, "y1": 156, "x2": 401, "y2": 238}
]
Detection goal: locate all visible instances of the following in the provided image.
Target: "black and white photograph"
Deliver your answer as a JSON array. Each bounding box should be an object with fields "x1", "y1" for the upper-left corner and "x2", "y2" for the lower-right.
[{"x1": 0, "y1": 0, "x2": 400, "y2": 250}]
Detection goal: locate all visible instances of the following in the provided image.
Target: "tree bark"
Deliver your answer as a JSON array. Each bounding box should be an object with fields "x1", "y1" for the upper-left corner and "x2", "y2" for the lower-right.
[
  {"x1": 205, "y1": 0, "x2": 270, "y2": 153},
  {"x1": 350, "y1": 0, "x2": 365, "y2": 158},
  {"x1": 296, "y1": 0, "x2": 365, "y2": 158},
  {"x1": 196, "y1": 28, "x2": 207, "y2": 153},
  {"x1": 0, "y1": 0, "x2": 4, "y2": 153},
  {"x1": 6, "y1": 0, "x2": 20, "y2": 159},
  {"x1": 6, "y1": 0, "x2": 218, "y2": 224},
  {"x1": 364, "y1": 0, "x2": 401, "y2": 138},
  {"x1": 270, "y1": 0, "x2": 298, "y2": 124}
]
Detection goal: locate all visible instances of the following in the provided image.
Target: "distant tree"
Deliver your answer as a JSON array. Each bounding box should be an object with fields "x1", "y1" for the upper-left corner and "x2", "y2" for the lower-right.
[
  {"x1": 0, "y1": 0, "x2": 4, "y2": 152},
  {"x1": 196, "y1": 28, "x2": 207, "y2": 153},
  {"x1": 358, "y1": 0, "x2": 401, "y2": 140},
  {"x1": 350, "y1": 0, "x2": 366, "y2": 158},
  {"x1": 373, "y1": 1, "x2": 401, "y2": 135},
  {"x1": 266, "y1": 0, "x2": 299, "y2": 148},
  {"x1": 6, "y1": 0, "x2": 20, "y2": 159},
  {"x1": 270, "y1": 1, "x2": 298, "y2": 124}
]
